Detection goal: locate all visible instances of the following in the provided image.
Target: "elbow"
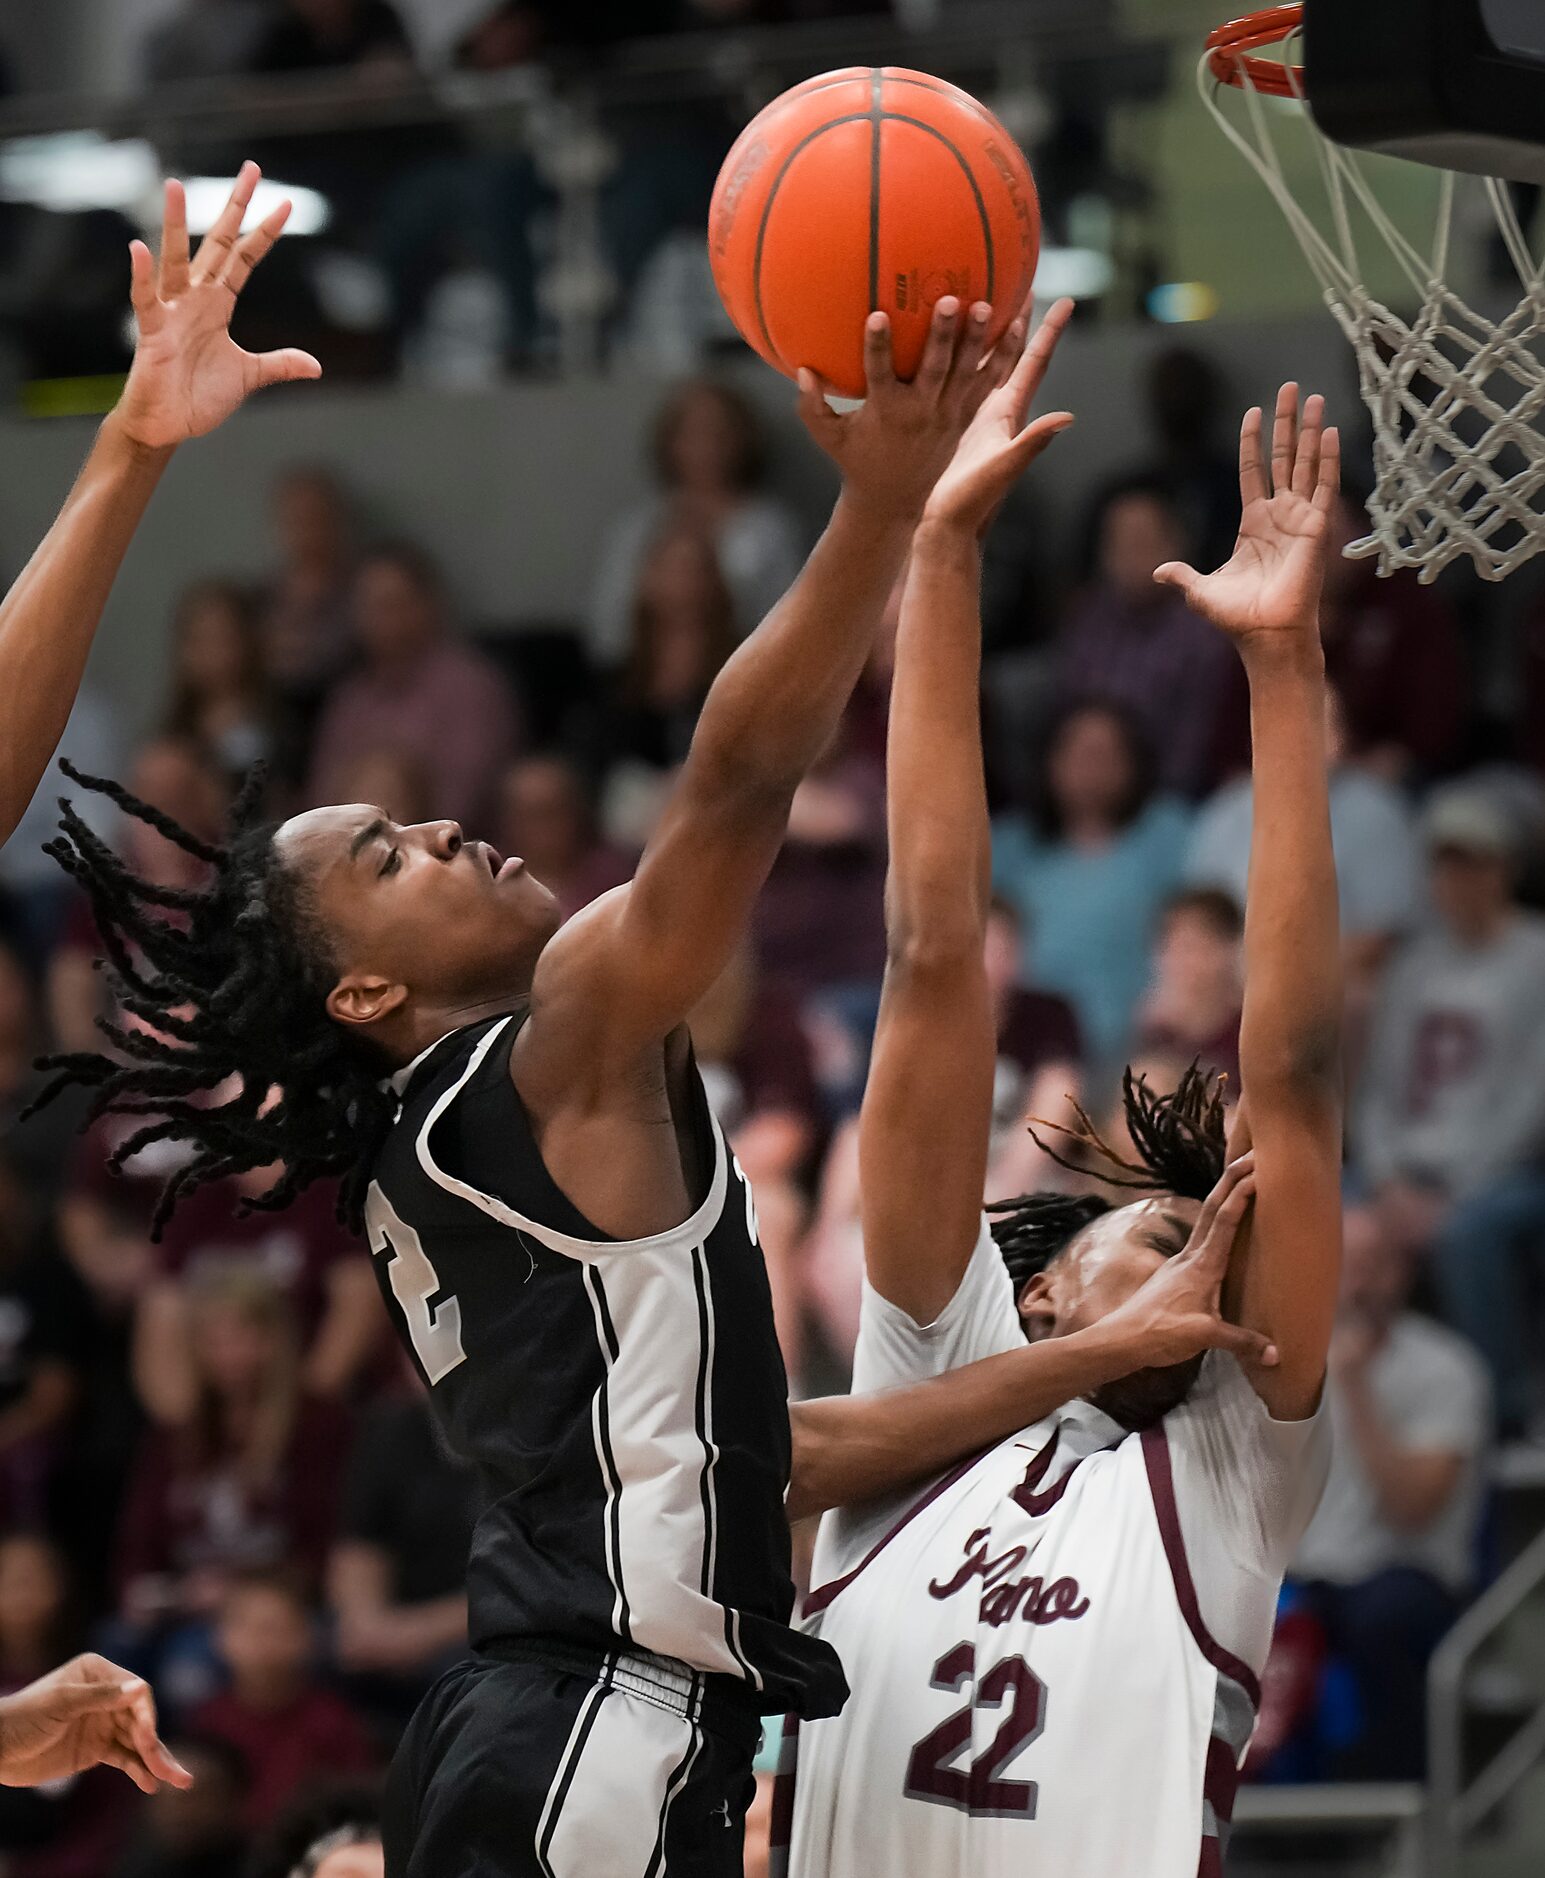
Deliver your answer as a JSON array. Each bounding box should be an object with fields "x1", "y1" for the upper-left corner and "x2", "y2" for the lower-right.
[
  {"x1": 883, "y1": 885, "x2": 989, "y2": 979},
  {"x1": 1243, "y1": 1017, "x2": 1344, "y2": 1109},
  {"x1": 786, "y1": 1412, "x2": 826, "y2": 1525}
]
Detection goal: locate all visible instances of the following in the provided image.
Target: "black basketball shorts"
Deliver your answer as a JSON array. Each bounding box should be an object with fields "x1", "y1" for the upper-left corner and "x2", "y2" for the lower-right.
[{"x1": 382, "y1": 1641, "x2": 762, "y2": 1878}]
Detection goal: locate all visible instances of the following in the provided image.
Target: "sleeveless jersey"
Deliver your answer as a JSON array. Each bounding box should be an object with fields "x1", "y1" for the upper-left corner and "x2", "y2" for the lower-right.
[
  {"x1": 363, "y1": 1012, "x2": 847, "y2": 1721},
  {"x1": 778, "y1": 1227, "x2": 1328, "y2": 1877}
]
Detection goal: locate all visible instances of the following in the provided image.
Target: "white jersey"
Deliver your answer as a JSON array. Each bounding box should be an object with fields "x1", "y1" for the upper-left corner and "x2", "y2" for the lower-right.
[{"x1": 779, "y1": 1223, "x2": 1330, "y2": 1878}]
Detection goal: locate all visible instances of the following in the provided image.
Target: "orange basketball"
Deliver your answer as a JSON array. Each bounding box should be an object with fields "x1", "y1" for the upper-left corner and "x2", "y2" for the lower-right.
[{"x1": 709, "y1": 67, "x2": 1041, "y2": 399}]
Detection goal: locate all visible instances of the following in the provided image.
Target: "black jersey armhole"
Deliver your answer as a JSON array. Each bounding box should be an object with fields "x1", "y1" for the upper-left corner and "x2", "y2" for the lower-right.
[{"x1": 426, "y1": 1015, "x2": 720, "y2": 1245}]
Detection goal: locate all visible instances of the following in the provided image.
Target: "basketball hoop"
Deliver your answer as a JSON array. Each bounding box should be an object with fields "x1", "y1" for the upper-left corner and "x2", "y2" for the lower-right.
[{"x1": 1203, "y1": 5, "x2": 1545, "y2": 583}]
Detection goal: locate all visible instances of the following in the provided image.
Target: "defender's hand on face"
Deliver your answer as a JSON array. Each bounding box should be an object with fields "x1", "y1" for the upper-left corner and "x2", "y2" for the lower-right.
[
  {"x1": 796, "y1": 298, "x2": 1007, "y2": 522},
  {"x1": 112, "y1": 161, "x2": 322, "y2": 454},
  {"x1": 920, "y1": 297, "x2": 1076, "y2": 539},
  {"x1": 1154, "y1": 383, "x2": 1340, "y2": 644},
  {"x1": 1108, "y1": 1154, "x2": 1279, "y2": 1373}
]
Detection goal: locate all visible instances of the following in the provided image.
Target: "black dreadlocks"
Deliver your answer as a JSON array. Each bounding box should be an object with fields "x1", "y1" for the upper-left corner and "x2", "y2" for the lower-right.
[
  {"x1": 988, "y1": 1063, "x2": 1229, "y2": 1294},
  {"x1": 24, "y1": 761, "x2": 397, "y2": 1238}
]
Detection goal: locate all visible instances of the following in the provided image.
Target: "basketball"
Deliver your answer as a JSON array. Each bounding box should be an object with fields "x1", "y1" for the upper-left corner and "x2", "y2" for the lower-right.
[{"x1": 708, "y1": 67, "x2": 1041, "y2": 399}]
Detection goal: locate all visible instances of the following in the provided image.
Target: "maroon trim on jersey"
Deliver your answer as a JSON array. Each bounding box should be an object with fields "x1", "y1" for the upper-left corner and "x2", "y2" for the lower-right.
[
  {"x1": 769, "y1": 1713, "x2": 799, "y2": 1852},
  {"x1": 1204, "y1": 1734, "x2": 1240, "y2": 1825},
  {"x1": 1197, "y1": 1835, "x2": 1222, "y2": 1878},
  {"x1": 803, "y1": 1449, "x2": 989, "y2": 1618},
  {"x1": 1140, "y1": 1424, "x2": 1263, "y2": 1709}
]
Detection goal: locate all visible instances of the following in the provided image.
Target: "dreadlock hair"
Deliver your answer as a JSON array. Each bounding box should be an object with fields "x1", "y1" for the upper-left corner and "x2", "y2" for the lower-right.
[
  {"x1": 988, "y1": 1063, "x2": 1229, "y2": 1294},
  {"x1": 24, "y1": 760, "x2": 397, "y2": 1239}
]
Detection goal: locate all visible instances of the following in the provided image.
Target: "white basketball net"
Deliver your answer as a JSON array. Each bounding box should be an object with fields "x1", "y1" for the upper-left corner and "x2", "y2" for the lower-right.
[{"x1": 1200, "y1": 30, "x2": 1545, "y2": 584}]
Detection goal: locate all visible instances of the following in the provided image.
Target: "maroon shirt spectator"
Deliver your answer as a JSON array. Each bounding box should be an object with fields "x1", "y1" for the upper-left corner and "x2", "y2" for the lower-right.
[
  {"x1": 115, "y1": 1274, "x2": 350, "y2": 1619},
  {"x1": 307, "y1": 546, "x2": 520, "y2": 831},
  {"x1": 1056, "y1": 481, "x2": 1236, "y2": 798},
  {"x1": 193, "y1": 1572, "x2": 374, "y2": 1830},
  {"x1": 498, "y1": 754, "x2": 631, "y2": 925}
]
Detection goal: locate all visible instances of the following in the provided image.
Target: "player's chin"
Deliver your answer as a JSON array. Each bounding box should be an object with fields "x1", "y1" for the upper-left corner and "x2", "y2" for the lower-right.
[{"x1": 1089, "y1": 1354, "x2": 1204, "y2": 1432}]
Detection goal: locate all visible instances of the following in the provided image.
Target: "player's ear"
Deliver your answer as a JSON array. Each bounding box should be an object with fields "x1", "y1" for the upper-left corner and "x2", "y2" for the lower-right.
[
  {"x1": 1017, "y1": 1271, "x2": 1057, "y2": 1339},
  {"x1": 326, "y1": 972, "x2": 408, "y2": 1030}
]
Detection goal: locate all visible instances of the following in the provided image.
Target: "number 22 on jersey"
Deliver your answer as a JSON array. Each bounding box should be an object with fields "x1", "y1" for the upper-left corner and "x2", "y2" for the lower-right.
[{"x1": 367, "y1": 1183, "x2": 468, "y2": 1385}]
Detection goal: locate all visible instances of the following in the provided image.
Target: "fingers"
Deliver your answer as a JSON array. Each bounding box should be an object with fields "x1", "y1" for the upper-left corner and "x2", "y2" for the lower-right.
[
  {"x1": 1153, "y1": 560, "x2": 1202, "y2": 606},
  {"x1": 1292, "y1": 392, "x2": 1326, "y2": 498},
  {"x1": 1000, "y1": 409, "x2": 1075, "y2": 476},
  {"x1": 1004, "y1": 296, "x2": 1074, "y2": 430},
  {"x1": 121, "y1": 1682, "x2": 190, "y2": 1789},
  {"x1": 944, "y1": 300, "x2": 992, "y2": 408},
  {"x1": 191, "y1": 159, "x2": 260, "y2": 284},
  {"x1": 1314, "y1": 423, "x2": 1342, "y2": 514},
  {"x1": 1270, "y1": 381, "x2": 1298, "y2": 496},
  {"x1": 248, "y1": 346, "x2": 324, "y2": 389},
  {"x1": 977, "y1": 315, "x2": 1027, "y2": 401},
  {"x1": 159, "y1": 179, "x2": 191, "y2": 300},
  {"x1": 102, "y1": 1740, "x2": 160, "y2": 1796},
  {"x1": 796, "y1": 366, "x2": 843, "y2": 447},
  {"x1": 1186, "y1": 1152, "x2": 1256, "y2": 1255},
  {"x1": 861, "y1": 312, "x2": 897, "y2": 397},
  {"x1": 1211, "y1": 1322, "x2": 1281, "y2": 1369},
  {"x1": 1238, "y1": 406, "x2": 1267, "y2": 508},
  {"x1": 912, "y1": 297, "x2": 961, "y2": 399},
  {"x1": 128, "y1": 240, "x2": 161, "y2": 335},
  {"x1": 1191, "y1": 1169, "x2": 1258, "y2": 1275},
  {"x1": 220, "y1": 198, "x2": 292, "y2": 296}
]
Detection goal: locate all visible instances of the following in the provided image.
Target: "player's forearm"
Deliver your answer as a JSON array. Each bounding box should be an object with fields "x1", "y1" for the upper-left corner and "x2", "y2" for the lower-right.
[
  {"x1": 1238, "y1": 633, "x2": 1343, "y2": 1101},
  {"x1": 787, "y1": 1319, "x2": 1146, "y2": 1522},
  {"x1": 0, "y1": 416, "x2": 172, "y2": 844},
  {"x1": 684, "y1": 492, "x2": 913, "y2": 802},
  {"x1": 883, "y1": 520, "x2": 992, "y2": 957}
]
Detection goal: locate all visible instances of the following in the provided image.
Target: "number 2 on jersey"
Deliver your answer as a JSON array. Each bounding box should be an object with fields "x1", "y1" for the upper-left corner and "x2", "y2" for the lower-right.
[
  {"x1": 367, "y1": 1184, "x2": 467, "y2": 1385},
  {"x1": 904, "y1": 1643, "x2": 1046, "y2": 1818}
]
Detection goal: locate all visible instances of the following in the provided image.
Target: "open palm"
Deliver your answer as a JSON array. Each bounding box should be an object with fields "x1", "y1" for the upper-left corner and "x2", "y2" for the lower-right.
[
  {"x1": 1155, "y1": 384, "x2": 1340, "y2": 641},
  {"x1": 115, "y1": 161, "x2": 321, "y2": 452},
  {"x1": 923, "y1": 297, "x2": 1076, "y2": 536}
]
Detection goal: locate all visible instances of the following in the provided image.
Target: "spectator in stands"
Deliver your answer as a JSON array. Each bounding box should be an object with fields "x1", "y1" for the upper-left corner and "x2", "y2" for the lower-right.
[
  {"x1": 307, "y1": 544, "x2": 520, "y2": 830},
  {"x1": 261, "y1": 467, "x2": 357, "y2": 710},
  {"x1": 1358, "y1": 787, "x2": 1545, "y2": 1435},
  {"x1": 1137, "y1": 347, "x2": 1241, "y2": 577},
  {"x1": 992, "y1": 700, "x2": 1190, "y2": 1071},
  {"x1": 0, "y1": 1538, "x2": 138, "y2": 1877},
  {"x1": 1055, "y1": 479, "x2": 1236, "y2": 797},
  {"x1": 1288, "y1": 1206, "x2": 1490, "y2": 1779},
  {"x1": 497, "y1": 755, "x2": 631, "y2": 925},
  {"x1": 1186, "y1": 682, "x2": 1421, "y2": 1017},
  {"x1": 0, "y1": 1177, "x2": 86, "y2": 1531},
  {"x1": 248, "y1": 1785, "x2": 384, "y2": 1878},
  {"x1": 328, "y1": 1353, "x2": 476, "y2": 1725},
  {"x1": 192, "y1": 1571, "x2": 373, "y2": 1831},
  {"x1": 250, "y1": 0, "x2": 413, "y2": 74},
  {"x1": 134, "y1": 1170, "x2": 381, "y2": 1427},
  {"x1": 111, "y1": 1733, "x2": 251, "y2": 1878},
  {"x1": 688, "y1": 947, "x2": 822, "y2": 1374},
  {"x1": 598, "y1": 522, "x2": 737, "y2": 845},
  {"x1": 113, "y1": 1273, "x2": 350, "y2": 1701},
  {"x1": 1134, "y1": 887, "x2": 1244, "y2": 1089},
  {"x1": 162, "y1": 581, "x2": 275, "y2": 784},
  {"x1": 979, "y1": 895, "x2": 1086, "y2": 1204},
  {"x1": 330, "y1": 749, "x2": 432, "y2": 831},
  {"x1": 143, "y1": 2, "x2": 271, "y2": 83},
  {"x1": 589, "y1": 381, "x2": 803, "y2": 661},
  {"x1": 1320, "y1": 486, "x2": 1468, "y2": 783}
]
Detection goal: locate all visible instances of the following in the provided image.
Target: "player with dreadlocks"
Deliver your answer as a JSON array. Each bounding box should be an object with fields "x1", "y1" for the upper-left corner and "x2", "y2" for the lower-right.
[
  {"x1": 37, "y1": 299, "x2": 1261, "y2": 1878},
  {"x1": 782, "y1": 382, "x2": 1345, "y2": 1878}
]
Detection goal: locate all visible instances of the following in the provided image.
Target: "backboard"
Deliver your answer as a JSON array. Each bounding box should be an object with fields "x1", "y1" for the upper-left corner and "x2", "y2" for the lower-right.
[{"x1": 1305, "y1": 0, "x2": 1545, "y2": 184}]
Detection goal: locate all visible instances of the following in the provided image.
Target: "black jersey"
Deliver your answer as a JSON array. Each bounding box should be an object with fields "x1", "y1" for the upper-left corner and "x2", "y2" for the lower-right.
[{"x1": 364, "y1": 1013, "x2": 848, "y2": 1721}]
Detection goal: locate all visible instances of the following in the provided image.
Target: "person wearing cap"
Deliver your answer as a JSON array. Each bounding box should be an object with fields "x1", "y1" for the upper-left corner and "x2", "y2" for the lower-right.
[{"x1": 1357, "y1": 785, "x2": 1545, "y2": 1436}]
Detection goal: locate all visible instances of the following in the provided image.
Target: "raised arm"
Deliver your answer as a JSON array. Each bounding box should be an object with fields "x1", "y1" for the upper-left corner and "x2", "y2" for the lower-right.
[
  {"x1": 789, "y1": 1155, "x2": 1275, "y2": 1520},
  {"x1": 1155, "y1": 386, "x2": 1344, "y2": 1420},
  {"x1": 860, "y1": 301, "x2": 1074, "y2": 1324},
  {"x1": 520, "y1": 302, "x2": 1002, "y2": 1080},
  {"x1": 0, "y1": 163, "x2": 318, "y2": 845}
]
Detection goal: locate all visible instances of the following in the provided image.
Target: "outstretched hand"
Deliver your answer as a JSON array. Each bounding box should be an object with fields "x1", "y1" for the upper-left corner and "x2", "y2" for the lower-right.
[
  {"x1": 0, "y1": 1655, "x2": 192, "y2": 1795},
  {"x1": 1154, "y1": 383, "x2": 1339, "y2": 642},
  {"x1": 113, "y1": 161, "x2": 322, "y2": 453},
  {"x1": 922, "y1": 297, "x2": 1075, "y2": 537},
  {"x1": 1107, "y1": 1154, "x2": 1279, "y2": 1374},
  {"x1": 796, "y1": 298, "x2": 1015, "y2": 523}
]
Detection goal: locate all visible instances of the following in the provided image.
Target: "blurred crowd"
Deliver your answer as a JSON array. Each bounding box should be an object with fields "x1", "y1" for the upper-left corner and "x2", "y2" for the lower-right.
[{"x1": 0, "y1": 330, "x2": 1543, "y2": 1867}]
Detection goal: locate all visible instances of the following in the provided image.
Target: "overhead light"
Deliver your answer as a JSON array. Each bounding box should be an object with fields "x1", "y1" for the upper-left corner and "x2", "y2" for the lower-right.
[
  {"x1": 1034, "y1": 246, "x2": 1116, "y2": 301},
  {"x1": 1147, "y1": 282, "x2": 1221, "y2": 323},
  {"x1": 0, "y1": 132, "x2": 329, "y2": 235}
]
